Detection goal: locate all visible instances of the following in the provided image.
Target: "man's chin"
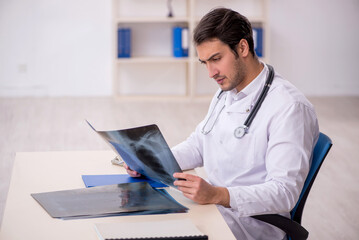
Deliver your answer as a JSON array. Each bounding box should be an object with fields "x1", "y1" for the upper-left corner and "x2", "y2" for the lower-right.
[{"x1": 219, "y1": 84, "x2": 233, "y2": 92}]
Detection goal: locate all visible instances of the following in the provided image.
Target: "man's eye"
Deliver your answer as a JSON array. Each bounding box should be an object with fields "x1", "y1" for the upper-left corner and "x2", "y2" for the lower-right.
[{"x1": 212, "y1": 58, "x2": 220, "y2": 62}]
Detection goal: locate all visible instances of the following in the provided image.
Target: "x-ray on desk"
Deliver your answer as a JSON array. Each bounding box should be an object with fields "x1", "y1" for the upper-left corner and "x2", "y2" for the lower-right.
[{"x1": 0, "y1": 151, "x2": 235, "y2": 239}]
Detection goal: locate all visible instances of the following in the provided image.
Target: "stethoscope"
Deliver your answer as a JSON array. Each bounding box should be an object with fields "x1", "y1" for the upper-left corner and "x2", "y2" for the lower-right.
[{"x1": 201, "y1": 64, "x2": 275, "y2": 139}]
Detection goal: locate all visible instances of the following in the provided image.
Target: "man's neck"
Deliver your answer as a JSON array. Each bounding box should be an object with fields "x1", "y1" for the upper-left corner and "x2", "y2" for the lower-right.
[
  {"x1": 236, "y1": 57, "x2": 264, "y2": 92},
  {"x1": 246, "y1": 58, "x2": 264, "y2": 82}
]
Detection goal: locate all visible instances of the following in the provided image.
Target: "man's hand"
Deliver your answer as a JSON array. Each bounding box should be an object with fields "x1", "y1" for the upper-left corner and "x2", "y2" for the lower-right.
[
  {"x1": 123, "y1": 163, "x2": 141, "y2": 177},
  {"x1": 173, "y1": 172, "x2": 230, "y2": 207}
]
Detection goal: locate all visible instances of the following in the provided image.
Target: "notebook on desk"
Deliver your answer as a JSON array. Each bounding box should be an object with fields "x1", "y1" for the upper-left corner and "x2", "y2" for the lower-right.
[{"x1": 94, "y1": 219, "x2": 208, "y2": 240}]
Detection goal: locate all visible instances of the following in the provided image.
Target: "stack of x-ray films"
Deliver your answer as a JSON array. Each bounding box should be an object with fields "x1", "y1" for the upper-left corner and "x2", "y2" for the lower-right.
[
  {"x1": 32, "y1": 123, "x2": 187, "y2": 219},
  {"x1": 32, "y1": 182, "x2": 187, "y2": 219}
]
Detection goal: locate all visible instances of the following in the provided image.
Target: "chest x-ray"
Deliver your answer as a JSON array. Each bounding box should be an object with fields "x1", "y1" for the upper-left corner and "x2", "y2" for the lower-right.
[{"x1": 87, "y1": 121, "x2": 182, "y2": 187}]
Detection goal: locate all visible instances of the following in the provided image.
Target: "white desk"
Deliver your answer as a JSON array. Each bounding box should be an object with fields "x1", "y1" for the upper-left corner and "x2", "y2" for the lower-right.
[{"x1": 0, "y1": 151, "x2": 235, "y2": 239}]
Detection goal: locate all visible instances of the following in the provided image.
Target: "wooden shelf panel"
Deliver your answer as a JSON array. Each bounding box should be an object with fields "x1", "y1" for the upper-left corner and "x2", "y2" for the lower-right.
[
  {"x1": 116, "y1": 17, "x2": 189, "y2": 23},
  {"x1": 113, "y1": 0, "x2": 269, "y2": 99},
  {"x1": 116, "y1": 57, "x2": 190, "y2": 63},
  {"x1": 193, "y1": 16, "x2": 266, "y2": 23}
]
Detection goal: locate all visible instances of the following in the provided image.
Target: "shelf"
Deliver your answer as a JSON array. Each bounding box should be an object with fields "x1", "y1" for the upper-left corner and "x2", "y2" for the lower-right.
[
  {"x1": 248, "y1": 16, "x2": 267, "y2": 23},
  {"x1": 112, "y1": 0, "x2": 269, "y2": 99},
  {"x1": 116, "y1": 57, "x2": 189, "y2": 63},
  {"x1": 116, "y1": 17, "x2": 189, "y2": 23},
  {"x1": 193, "y1": 16, "x2": 266, "y2": 23}
]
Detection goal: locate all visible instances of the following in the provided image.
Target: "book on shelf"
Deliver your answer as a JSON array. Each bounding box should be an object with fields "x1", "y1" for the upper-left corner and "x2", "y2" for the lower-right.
[
  {"x1": 118, "y1": 28, "x2": 131, "y2": 58},
  {"x1": 173, "y1": 26, "x2": 189, "y2": 58},
  {"x1": 253, "y1": 27, "x2": 263, "y2": 58},
  {"x1": 94, "y1": 218, "x2": 208, "y2": 240},
  {"x1": 181, "y1": 27, "x2": 189, "y2": 57}
]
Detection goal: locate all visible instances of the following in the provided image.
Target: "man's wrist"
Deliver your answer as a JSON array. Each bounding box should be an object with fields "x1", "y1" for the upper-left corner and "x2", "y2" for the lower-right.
[{"x1": 214, "y1": 187, "x2": 230, "y2": 207}]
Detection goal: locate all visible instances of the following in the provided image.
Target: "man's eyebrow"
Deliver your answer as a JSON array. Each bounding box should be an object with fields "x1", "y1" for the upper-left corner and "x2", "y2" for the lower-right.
[{"x1": 198, "y1": 53, "x2": 221, "y2": 63}]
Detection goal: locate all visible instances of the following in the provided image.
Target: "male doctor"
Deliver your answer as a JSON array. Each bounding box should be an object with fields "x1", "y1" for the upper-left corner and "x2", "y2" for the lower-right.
[{"x1": 126, "y1": 8, "x2": 319, "y2": 240}]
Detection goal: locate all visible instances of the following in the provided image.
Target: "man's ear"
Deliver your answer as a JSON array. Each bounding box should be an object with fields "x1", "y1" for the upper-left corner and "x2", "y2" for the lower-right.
[{"x1": 237, "y1": 39, "x2": 249, "y2": 57}]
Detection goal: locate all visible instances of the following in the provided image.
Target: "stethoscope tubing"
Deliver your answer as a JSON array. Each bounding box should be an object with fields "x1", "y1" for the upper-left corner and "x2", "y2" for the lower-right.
[
  {"x1": 243, "y1": 64, "x2": 274, "y2": 128},
  {"x1": 202, "y1": 64, "x2": 275, "y2": 138}
]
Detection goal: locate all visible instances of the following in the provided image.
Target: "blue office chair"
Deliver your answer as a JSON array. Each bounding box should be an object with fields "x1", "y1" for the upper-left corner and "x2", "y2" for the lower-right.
[{"x1": 252, "y1": 132, "x2": 333, "y2": 240}]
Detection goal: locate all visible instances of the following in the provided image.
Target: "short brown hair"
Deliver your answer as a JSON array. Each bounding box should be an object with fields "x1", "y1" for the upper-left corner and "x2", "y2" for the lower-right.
[{"x1": 193, "y1": 8, "x2": 255, "y2": 57}]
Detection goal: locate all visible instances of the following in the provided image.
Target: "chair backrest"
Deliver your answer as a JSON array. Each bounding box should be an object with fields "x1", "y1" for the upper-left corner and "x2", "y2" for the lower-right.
[{"x1": 290, "y1": 132, "x2": 333, "y2": 224}]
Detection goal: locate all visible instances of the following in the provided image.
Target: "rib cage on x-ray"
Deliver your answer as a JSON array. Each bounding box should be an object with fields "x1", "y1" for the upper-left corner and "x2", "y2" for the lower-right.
[{"x1": 87, "y1": 121, "x2": 182, "y2": 188}]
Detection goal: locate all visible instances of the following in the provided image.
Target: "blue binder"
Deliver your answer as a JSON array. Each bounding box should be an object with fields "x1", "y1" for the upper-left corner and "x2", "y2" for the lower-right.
[
  {"x1": 253, "y1": 27, "x2": 263, "y2": 57},
  {"x1": 118, "y1": 28, "x2": 131, "y2": 58},
  {"x1": 173, "y1": 27, "x2": 189, "y2": 58},
  {"x1": 181, "y1": 27, "x2": 189, "y2": 57},
  {"x1": 173, "y1": 27, "x2": 183, "y2": 57},
  {"x1": 82, "y1": 174, "x2": 167, "y2": 188}
]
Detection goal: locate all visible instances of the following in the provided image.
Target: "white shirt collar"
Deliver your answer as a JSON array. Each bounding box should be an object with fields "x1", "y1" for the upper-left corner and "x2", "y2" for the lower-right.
[{"x1": 225, "y1": 63, "x2": 268, "y2": 110}]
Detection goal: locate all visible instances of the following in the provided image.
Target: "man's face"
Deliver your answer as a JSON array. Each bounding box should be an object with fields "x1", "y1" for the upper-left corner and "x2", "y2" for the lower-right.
[{"x1": 196, "y1": 39, "x2": 246, "y2": 92}]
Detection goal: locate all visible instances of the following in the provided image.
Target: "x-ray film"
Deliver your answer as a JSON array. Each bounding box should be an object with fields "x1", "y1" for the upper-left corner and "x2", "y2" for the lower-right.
[
  {"x1": 31, "y1": 182, "x2": 188, "y2": 219},
  {"x1": 87, "y1": 121, "x2": 183, "y2": 188}
]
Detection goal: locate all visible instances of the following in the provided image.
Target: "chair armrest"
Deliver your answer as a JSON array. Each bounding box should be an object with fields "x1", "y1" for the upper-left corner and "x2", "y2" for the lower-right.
[{"x1": 251, "y1": 214, "x2": 309, "y2": 240}]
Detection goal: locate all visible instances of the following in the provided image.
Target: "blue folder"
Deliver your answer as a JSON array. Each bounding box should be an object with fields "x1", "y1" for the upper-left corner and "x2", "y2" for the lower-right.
[
  {"x1": 82, "y1": 174, "x2": 167, "y2": 188},
  {"x1": 253, "y1": 27, "x2": 263, "y2": 57},
  {"x1": 118, "y1": 28, "x2": 131, "y2": 58},
  {"x1": 173, "y1": 27, "x2": 183, "y2": 57}
]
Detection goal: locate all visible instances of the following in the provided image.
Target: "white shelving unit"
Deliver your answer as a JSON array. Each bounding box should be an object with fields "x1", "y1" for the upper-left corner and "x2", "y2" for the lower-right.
[{"x1": 112, "y1": 0, "x2": 268, "y2": 100}]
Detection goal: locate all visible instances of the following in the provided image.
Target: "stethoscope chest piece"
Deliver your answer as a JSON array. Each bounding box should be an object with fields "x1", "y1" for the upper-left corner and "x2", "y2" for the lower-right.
[{"x1": 234, "y1": 125, "x2": 248, "y2": 139}]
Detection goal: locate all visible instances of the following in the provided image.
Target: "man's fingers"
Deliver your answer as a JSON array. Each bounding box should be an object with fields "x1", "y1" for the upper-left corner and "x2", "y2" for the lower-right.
[
  {"x1": 129, "y1": 171, "x2": 141, "y2": 177},
  {"x1": 183, "y1": 192, "x2": 195, "y2": 200},
  {"x1": 123, "y1": 163, "x2": 141, "y2": 177},
  {"x1": 174, "y1": 179, "x2": 196, "y2": 188},
  {"x1": 173, "y1": 172, "x2": 200, "y2": 182},
  {"x1": 177, "y1": 185, "x2": 197, "y2": 195},
  {"x1": 173, "y1": 173, "x2": 203, "y2": 197}
]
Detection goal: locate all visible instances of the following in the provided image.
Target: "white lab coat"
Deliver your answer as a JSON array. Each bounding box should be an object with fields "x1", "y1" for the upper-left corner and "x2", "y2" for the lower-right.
[{"x1": 171, "y1": 64, "x2": 319, "y2": 240}]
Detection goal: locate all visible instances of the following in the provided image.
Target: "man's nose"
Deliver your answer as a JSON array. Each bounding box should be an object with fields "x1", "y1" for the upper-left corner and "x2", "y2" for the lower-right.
[{"x1": 207, "y1": 64, "x2": 219, "y2": 78}]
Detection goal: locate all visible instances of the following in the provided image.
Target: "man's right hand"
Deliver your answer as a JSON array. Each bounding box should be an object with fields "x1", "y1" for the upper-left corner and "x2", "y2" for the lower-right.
[{"x1": 123, "y1": 163, "x2": 141, "y2": 177}]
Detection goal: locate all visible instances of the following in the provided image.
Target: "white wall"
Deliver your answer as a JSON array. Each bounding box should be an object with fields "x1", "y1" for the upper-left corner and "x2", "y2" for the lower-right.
[
  {"x1": 269, "y1": 0, "x2": 359, "y2": 96},
  {"x1": 0, "y1": 0, "x2": 112, "y2": 97},
  {"x1": 0, "y1": 0, "x2": 358, "y2": 97}
]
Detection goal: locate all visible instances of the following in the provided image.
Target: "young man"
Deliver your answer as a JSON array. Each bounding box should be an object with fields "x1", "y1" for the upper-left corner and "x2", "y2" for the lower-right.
[{"x1": 127, "y1": 8, "x2": 319, "y2": 240}]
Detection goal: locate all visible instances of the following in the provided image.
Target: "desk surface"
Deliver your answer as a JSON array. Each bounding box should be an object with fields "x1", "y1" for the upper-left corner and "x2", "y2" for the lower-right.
[{"x1": 0, "y1": 151, "x2": 235, "y2": 240}]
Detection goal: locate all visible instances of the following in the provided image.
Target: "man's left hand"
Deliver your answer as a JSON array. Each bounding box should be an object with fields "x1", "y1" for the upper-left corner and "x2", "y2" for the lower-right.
[{"x1": 173, "y1": 172, "x2": 230, "y2": 207}]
